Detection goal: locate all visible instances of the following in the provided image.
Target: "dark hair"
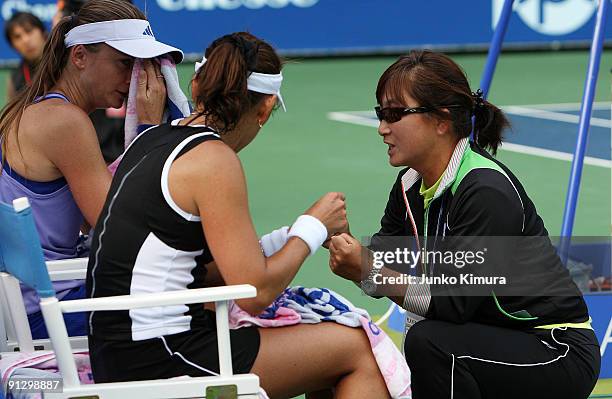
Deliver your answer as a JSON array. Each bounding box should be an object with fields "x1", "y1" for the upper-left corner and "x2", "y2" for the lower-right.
[
  {"x1": 4, "y1": 12, "x2": 46, "y2": 48},
  {"x1": 193, "y1": 32, "x2": 283, "y2": 134},
  {"x1": 376, "y1": 50, "x2": 509, "y2": 155},
  {"x1": 0, "y1": 0, "x2": 145, "y2": 165},
  {"x1": 58, "y1": 0, "x2": 132, "y2": 18},
  {"x1": 59, "y1": 0, "x2": 89, "y2": 17}
]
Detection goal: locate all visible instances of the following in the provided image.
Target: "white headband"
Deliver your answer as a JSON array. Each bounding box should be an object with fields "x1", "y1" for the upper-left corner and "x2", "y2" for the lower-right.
[
  {"x1": 195, "y1": 56, "x2": 286, "y2": 112},
  {"x1": 64, "y1": 19, "x2": 184, "y2": 63}
]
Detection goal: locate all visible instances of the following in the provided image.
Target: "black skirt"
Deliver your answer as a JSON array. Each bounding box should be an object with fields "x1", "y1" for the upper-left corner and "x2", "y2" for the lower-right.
[{"x1": 89, "y1": 310, "x2": 260, "y2": 383}]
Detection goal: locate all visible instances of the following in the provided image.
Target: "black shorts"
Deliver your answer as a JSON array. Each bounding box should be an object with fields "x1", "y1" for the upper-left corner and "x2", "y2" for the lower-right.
[{"x1": 89, "y1": 315, "x2": 260, "y2": 383}]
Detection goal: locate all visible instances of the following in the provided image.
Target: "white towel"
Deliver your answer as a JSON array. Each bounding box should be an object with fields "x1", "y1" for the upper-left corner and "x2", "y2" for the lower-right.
[{"x1": 108, "y1": 56, "x2": 191, "y2": 174}]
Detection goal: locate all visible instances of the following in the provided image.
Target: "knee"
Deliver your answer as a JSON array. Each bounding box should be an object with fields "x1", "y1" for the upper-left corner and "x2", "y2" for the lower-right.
[
  {"x1": 321, "y1": 324, "x2": 377, "y2": 372},
  {"x1": 403, "y1": 320, "x2": 437, "y2": 368},
  {"x1": 342, "y1": 327, "x2": 383, "y2": 374}
]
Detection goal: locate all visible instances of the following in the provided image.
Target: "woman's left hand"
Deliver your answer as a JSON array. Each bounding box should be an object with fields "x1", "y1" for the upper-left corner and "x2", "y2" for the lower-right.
[{"x1": 329, "y1": 233, "x2": 363, "y2": 282}]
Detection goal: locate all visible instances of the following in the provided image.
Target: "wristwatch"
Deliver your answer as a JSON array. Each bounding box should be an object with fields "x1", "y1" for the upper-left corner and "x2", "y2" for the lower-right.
[{"x1": 361, "y1": 265, "x2": 380, "y2": 296}]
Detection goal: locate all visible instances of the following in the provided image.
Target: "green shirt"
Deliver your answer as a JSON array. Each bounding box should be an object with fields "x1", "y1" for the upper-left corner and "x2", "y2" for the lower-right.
[{"x1": 419, "y1": 174, "x2": 444, "y2": 209}]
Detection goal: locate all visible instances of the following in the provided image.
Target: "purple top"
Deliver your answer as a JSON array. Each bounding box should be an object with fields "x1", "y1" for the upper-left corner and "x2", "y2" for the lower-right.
[
  {"x1": 0, "y1": 92, "x2": 85, "y2": 313},
  {"x1": 0, "y1": 166, "x2": 85, "y2": 313}
]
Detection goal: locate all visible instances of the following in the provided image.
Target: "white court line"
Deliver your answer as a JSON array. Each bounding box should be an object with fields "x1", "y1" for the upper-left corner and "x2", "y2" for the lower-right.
[
  {"x1": 327, "y1": 111, "x2": 611, "y2": 169},
  {"x1": 328, "y1": 111, "x2": 378, "y2": 128},
  {"x1": 499, "y1": 101, "x2": 610, "y2": 111},
  {"x1": 501, "y1": 143, "x2": 611, "y2": 168},
  {"x1": 503, "y1": 106, "x2": 611, "y2": 128}
]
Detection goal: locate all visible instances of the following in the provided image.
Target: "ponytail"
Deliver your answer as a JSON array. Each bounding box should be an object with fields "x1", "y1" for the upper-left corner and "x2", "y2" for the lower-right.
[
  {"x1": 193, "y1": 32, "x2": 283, "y2": 134},
  {"x1": 473, "y1": 100, "x2": 509, "y2": 155},
  {"x1": 0, "y1": 16, "x2": 74, "y2": 165},
  {"x1": 195, "y1": 39, "x2": 251, "y2": 134}
]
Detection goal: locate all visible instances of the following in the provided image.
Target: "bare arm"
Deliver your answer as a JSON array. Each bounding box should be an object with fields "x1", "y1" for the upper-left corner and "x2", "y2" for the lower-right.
[
  {"x1": 176, "y1": 141, "x2": 346, "y2": 315},
  {"x1": 193, "y1": 142, "x2": 308, "y2": 314},
  {"x1": 41, "y1": 106, "x2": 112, "y2": 226}
]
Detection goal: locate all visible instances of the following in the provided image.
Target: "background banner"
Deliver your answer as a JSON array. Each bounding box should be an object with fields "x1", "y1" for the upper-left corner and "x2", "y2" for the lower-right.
[{"x1": 2, "y1": 0, "x2": 612, "y2": 62}]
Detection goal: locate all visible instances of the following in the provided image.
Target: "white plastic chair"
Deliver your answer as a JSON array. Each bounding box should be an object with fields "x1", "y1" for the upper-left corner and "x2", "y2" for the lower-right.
[
  {"x1": 0, "y1": 197, "x2": 261, "y2": 398},
  {"x1": 0, "y1": 257, "x2": 89, "y2": 352}
]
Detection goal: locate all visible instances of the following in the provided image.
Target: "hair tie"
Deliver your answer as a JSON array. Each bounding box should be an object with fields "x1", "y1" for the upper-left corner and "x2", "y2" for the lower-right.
[
  {"x1": 471, "y1": 89, "x2": 485, "y2": 111},
  {"x1": 232, "y1": 35, "x2": 258, "y2": 71},
  {"x1": 243, "y1": 42, "x2": 259, "y2": 71},
  {"x1": 207, "y1": 34, "x2": 259, "y2": 71}
]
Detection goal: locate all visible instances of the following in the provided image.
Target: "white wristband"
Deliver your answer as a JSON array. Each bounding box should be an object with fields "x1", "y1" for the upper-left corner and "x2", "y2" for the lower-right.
[
  {"x1": 288, "y1": 215, "x2": 327, "y2": 256},
  {"x1": 259, "y1": 226, "x2": 289, "y2": 257}
]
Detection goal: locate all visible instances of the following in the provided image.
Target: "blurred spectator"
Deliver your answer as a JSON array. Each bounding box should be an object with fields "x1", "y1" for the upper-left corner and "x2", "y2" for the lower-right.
[{"x1": 4, "y1": 12, "x2": 47, "y2": 100}]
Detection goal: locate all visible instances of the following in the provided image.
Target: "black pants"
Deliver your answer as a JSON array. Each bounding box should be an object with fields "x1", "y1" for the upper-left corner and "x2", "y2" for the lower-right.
[{"x1": 404, "y1": 320, "x2": 601, "y2": 399}]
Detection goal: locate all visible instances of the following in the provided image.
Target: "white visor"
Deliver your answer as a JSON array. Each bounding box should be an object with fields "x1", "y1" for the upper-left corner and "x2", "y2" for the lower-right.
[
  {"x1": 65, "y1": 19, "x2": 183, "y2": 63},
  {"x1": 195, "y1": 56, "x2": 286, "y2": 111}
]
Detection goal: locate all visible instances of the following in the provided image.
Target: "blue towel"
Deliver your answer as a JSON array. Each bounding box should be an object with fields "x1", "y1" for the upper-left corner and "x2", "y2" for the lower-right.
[{"x1": 263, "y1": 286, "x2": 370, "y2": 327}]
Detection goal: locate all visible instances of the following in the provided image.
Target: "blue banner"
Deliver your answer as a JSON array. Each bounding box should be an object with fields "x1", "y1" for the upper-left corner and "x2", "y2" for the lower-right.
[
  {"x1": 1, "y1": 0, "x2": 612, "y2": 61},
  {"x1": 584, "y1": 293, "x2": 612, "y2": 379}
]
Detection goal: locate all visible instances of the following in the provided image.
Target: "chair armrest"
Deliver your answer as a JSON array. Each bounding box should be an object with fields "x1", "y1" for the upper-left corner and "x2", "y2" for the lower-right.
[
  {"x1": 45, "y1": 258, "x2": 88, "y2": 274},
  {"x1": 48, "y1": 269, "x2": 87, "y2": 281},
  {"x1": 46, "y1": 258, "x2": 87, "y2": 281},
  {"x1": 59, "y1": 285, "x2": 256, "y2": 313}
]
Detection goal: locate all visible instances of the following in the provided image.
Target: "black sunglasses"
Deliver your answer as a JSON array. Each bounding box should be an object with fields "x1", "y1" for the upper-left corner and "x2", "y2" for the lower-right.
[{"x1": 374, "y1": 105, "x2": 464, "y2": 123}]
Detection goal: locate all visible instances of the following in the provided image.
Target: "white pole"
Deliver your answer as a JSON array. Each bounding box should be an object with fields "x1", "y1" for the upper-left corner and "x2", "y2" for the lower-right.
[
  {"x1": 215, "y1": 300, "x2": 233, "y2": 377},
  {"x1": 40, "y1": 298, "x2": 80, "y2": 387}
]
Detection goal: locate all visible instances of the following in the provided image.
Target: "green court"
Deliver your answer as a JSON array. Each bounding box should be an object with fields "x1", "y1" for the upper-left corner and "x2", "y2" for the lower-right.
[{"x1": 1, "y1": 49, "x2": 610, "y2": 396}]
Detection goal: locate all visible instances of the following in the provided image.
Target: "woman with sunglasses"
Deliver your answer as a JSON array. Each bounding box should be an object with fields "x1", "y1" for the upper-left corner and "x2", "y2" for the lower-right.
[{"x1": 328, "y1": 50, "x2": 600, "y2": 399}]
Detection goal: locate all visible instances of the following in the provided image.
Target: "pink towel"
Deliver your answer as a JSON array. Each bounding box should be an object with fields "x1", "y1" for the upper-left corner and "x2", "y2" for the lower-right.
[
  {"x1": 229, "y1": 301, "x2": 301, "y2": 328},
  {"x1": 1, "y1": 350, "x2": 92, "y2": 384},
  {"x1": 359, "y1": 316, "x2": 412, "y2": 398},
  {"x1": 1, "y1": 350, "x2": 93, "y2": 397}
]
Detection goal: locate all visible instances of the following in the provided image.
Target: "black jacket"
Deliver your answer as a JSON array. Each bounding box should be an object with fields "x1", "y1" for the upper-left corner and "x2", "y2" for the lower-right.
[
  {"x1": 370, "y1": 138, "x2": 589, "y2": 329},
  {"x1": 10, "y1": 60, "x2": 34, "y2": 95}
]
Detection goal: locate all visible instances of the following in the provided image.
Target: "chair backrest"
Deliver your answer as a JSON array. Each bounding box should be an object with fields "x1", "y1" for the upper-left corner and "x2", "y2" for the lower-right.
[
  {"x1": 0, "y1": 198, "x2": 81, "y2": 387},
  {"x1": 0, "y1": 198, "x2": 56, "y2": 352},
  {"x1": 0, "y1": 198, "x2": 54, "y2": 299}
]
